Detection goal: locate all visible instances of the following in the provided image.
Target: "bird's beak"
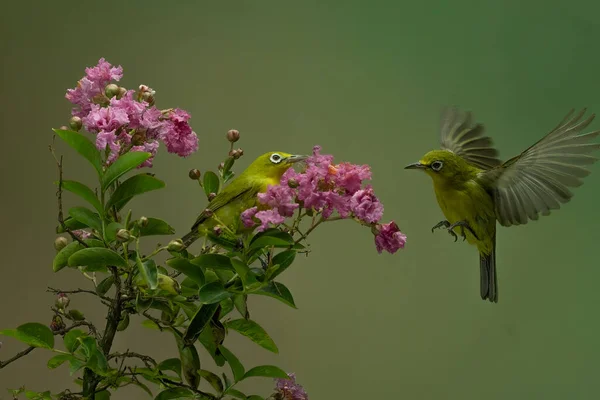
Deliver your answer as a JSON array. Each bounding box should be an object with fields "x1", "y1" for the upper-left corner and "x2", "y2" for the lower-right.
[
  {"x1": 285, "y1": 154, "x2": 309, "y2": 164},
  {"x1": 404, "y1": 162, "x2": 427, "y2": 170}
]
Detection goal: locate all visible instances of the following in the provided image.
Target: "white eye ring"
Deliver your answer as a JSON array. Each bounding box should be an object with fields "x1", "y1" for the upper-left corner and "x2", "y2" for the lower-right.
[
  {"x1": 270, "y1": 153, "x2": 283, "y2": 164},
  {"x1": 431, "y1": 160, "x2": 443, "y2": 171}
]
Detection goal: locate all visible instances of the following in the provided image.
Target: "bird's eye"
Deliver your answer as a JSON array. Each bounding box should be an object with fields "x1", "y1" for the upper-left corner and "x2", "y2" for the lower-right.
[
  {"x1": 270, "y1": 153, "x2": 282, "y2": 164},
  {"x1": 431, "y1": 161, "x2": 443, "y2": 171}
]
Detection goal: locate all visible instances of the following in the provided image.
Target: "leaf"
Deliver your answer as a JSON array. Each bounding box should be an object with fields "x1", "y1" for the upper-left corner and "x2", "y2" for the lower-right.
[
  {"x1": 198, "y1": 281, "x2": 232, "y2": 304},
  {"x1": 47, "y1": 354, "x2": 76, "y2": 369},
  {"x1": 57, "y1": 216, "x2": 87, "y2": 232},
  {"x1": 68, "y1": 206, "x2": 103, "y2": 232},
  {"x1": 0, "y1": 323, "x2": 54, "y2": 349},
  {"x1": 242, "y1": 365, "x2": 288, "y2": 380},
  {"x1": 139, "y1": 217, "x2": 175, "y2": 236},
  {"x1": 230, "y1": 259, "x2": 260, "y2": 290},
  {"x1": 269, "y1": 250, "x2": 296, "y2": 279},
  {"x1": 63, "y1": 329, "x2": 86, "y2": 353},
  {"x1": 105, "y1": 222, "x2": 124, "y2": 243},
  {"x1": 53, "y1": 241, "x2": 82, "y2": 272},
  {"x1": 68, "y1": 248, "x2": 128, "y2": 269},
  {"x1": 154, "y1": 387, "x2": 194, "y2": 400},
  {"x1": 249, "y1": 228, "x2": 294, "y2": 249},
  {"x1": 101, "y1": 151, "x2": 151, "y2": 191},
  {"x1": 137, "y1": 256, "x2": 158, "y2": 290},
  {"x1": 96, "y1": 390, "x2": 111, "y2": 400},
  {"x1": 222, "y1": 156, "x2": 235, "y2": 176},
  {"x1": 183, "y1": 303, "x2": 219, "y2": 345},
  {"x1": 61, "y1": 180, "x2": 103, "y2": 215},
  {"x1": 255, "y1": 281, "x2": 297, "y2": 308},
  {"x1": 190, "y1": 254, "x2": 234, "y2": 271},
  {"x1": 233, "y1": 294, "x2": 248, "y2": 319},
  {"x1": 226, "y1": 388, "x2": 247, "y2": 399},
  {"x1": 203, "y1": 171, "x2": 220, "y2": 197},
  {"x1": 219, "y1": 345, "x2": 245, "y2": 382},
  {"x1": 199, "y1": 369, "x2": 224, "y2": 393},
  {"x1": 141, "y1": 319, "x2": 161, "y2": 330},
  {"x1": 198, "y1": 326, "x2": 226, "y2": 367},
  {"x1": 221, "y1": 297, "x2": 235, "y2": 318},
  {"x1": 166, "y1": 258, "x2": 205, "y2": 286},
  {"x1": 225, "y1": 319, "x2": 278, "y2": 353},
  {"x1": 106, "y1": 174, "x2": 165, "y2": 211},
  {"x1": 53, "y1": 128, "x2": 103, "y2": 176},
  {"x1": 96, "y1": 276, "x2": 115, "y2": 296},
  {"x1": 158, "y1": 358, "x2": 182, "y2": 379},
  {"x1": 172, "y1": 329, "x2": 201, "y2": 389}
]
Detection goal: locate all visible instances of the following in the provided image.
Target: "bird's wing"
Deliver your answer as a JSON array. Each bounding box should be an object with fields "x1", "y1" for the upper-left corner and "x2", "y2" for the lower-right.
[
  {"x1": 439, "y1": 107, "x2": 503, "y2": 170},
  {"x1": 480, "y1": 109, "x2": 600, "y2": 227},
  {"x1": 190, "y1": 178, "x2": 263, "y2": 231}
]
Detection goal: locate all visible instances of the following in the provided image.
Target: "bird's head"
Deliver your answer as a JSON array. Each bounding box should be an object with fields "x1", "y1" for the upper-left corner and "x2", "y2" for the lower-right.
[
  {"x1": 404, "y1": 150, "x2": 474, "y2": 184},
  {"x1": 246, "y1": 151, "x2": 308, "y2": 180}
]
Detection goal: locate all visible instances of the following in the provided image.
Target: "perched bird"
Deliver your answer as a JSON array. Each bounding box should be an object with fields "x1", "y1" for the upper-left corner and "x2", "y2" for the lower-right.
[
  {"x1": 405, "y1": 108, "x2": 600, "y2": 303},
  {"x1": 181, "y1": 151, "x2": 307, "y2": 248}
]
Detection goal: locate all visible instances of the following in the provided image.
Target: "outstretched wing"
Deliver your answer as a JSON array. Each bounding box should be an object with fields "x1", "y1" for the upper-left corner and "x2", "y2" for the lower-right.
[
  {"x1": 439, "y1": 106, "x2": 502, "y2": 170},
  {"x1": 480, "y1": 109, "x2": 600, "y2": 227}
]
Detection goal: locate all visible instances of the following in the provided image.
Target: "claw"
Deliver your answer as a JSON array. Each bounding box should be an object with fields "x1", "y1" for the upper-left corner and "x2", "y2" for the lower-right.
[
  {"x1": 431, "y1": 220, "x2": 451, "y2": 233},
  {"x1": 448, "y1": 220, "x2": 480, "y2": 241}
]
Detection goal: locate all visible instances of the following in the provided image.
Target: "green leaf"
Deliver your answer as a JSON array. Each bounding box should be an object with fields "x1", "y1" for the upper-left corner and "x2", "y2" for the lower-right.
[
  {"x1": 233, "y1": 294, "x2": 248, "y2": 319},
  {"x1": 63, "y1": 329, "x2": 86, "y2": 353},
  {"x1": 190, "y1": 254, "x2": 234, "y2": 271},
  {"x1": 61, "y1": 180, "x2": 103, "y2": 215},
  {"x1": 158, "y1": 358, "x2": 182, "y2": 378},
  {"x1": 139, "y1": 217, "x2": 175, "y2": 236},
  {"x1": 137, "y1": 256, "x2": 158, "y2": 290},
  {"x1": 226, "y1": 388, "x2": 247, "y2": 399},
  {"x1": 242, "y1": 365, "x2": 288, "y2": 380},
  {"x1": 68, "y1": 206, "x2": 103, "y2": 232},
  {"x1": 225, "y1": 319, "x2": 278, "y2": 353},
  {"x1": 198, "y1": 281, "x2": 232, "y2": 304},
  {"x1": 231, "y1": 259, "x2": 260, "y2": 290},
  {"x1": 53, "y1": 128, "x2": 103, "y2": 176},
  {"x1": 102, "y1": 151, "x2": 151, "y2": 191},
  {"x1": 105, "y1": 222, "x2": 124, "y2": 243},
  {"x1": 220, "y1": 345, "x2": 245, "y2": 382},
  {"x1": 47, "y1": 354, "x2": 76, "y2": 369},
  {"x1": 96, "y1": 275, "x2": 115, "y2": 296},
  {"x1": 173, "y1": 330, "x2": 201, "y2": 389},
  {"x1": 68, "y1": 248, "x2": 128, "y2": 269},
  {"x1": 184, "y1": 303, "x2": 219, "y2": 345},
  {"x1": 53, "y1": 241, "x2": 82, "y2": 272},
  {"x1": 269, "y1": 250, "x2": 296, "y2": 279},
  {"x1": 199, "y1": 369, "x2": 224, "y2": 393},
  {"x1": 106, "y1": 174, "x2": 165, "y2": 211},
  {"x1": 222, "y1": 156, "x2": 235, "y2": 176},
  {"x1": 141, "y1": 319, "x2": 161, "y2": 330},
  {"x1": 221, "y1": 297, "x2": 235, "y2": 318},
  {"x1": 166, "y1": 258, "x2": 205, "y2": 286},
  {"x1": 198, "y1": 325, "x2": 226, "y2": 367},
  {"x1": 68, "y1": 309, "x2": 85, "y2": 321},
  {"x1": 203, "y1": 171, "x2": 220, "y2": 197},
  {"x1": 255, "y1": 281, "x2": 297, "y2": 308},
  {"x1": 57, "y1": 216, "x2": 87, "y2": 232},
  {"x1": 154, "y1": 387, "x2": 194, "y2": 400},
  {"x1": 96, "y1": 390, "x2": 111, "y2": 400},
  {"x1": 0, "y1": 323, "x2": 54, "y2": 349},
  {"x1": 249, "y1": 228, "x2": 294, "y2": 249}
]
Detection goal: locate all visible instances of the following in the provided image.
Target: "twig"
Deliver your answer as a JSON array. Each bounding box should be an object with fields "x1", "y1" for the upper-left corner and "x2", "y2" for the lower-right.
[
  {"x1": 47, "y1": 287, "x2": 111, "y2": 303},
  {"x1": 108, "y1": 351, "x2": 157, "y2": 369},
  {"x1": 142, "y1": 311, "x2": 166, "y2": 331},
  {"x1": 0, "y1": 346, "x2": 35, "y2": 369}
]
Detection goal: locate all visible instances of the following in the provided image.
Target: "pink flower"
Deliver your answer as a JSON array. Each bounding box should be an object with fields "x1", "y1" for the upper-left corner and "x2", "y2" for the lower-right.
[
  {"x1": 374, "y1": 221, "x2": 406, "y2": 254},
  {"x1": 83, "y1": 104, "x2": 129, "y2": 133},
  {"x1": 160, "y1": 109, "x2": 198, "y2": 157},
  {"x1": 350, "y1": 186, "x2": 384, "y2": 223},
  {"x1": 241, "y1": 207, "x2": 259, "y2": 228},
  {"x1": 240, "y1": 207, "x2": 285, "y2": 232},
  {"x1": 275, "y1": 373, "x2": 308, "y2": 400},
  {"x1": 85, "y1": 58, "x2": 123, "y2": 84},
  {"x1": 258, "y1": 184, "x2": 299, "y2": 217},
  {"x1": 72, "y1": 230, "x2": 92, "y2": 240},
  {"x1": 131, "y1": 140, "x2": 159, "y2": 168},
  {"x1": 333, "y1": 162, "x2": 371, "y2": 194},
  {"x1": 108, "y1": 90, "x2": 148, "y2": 129}
]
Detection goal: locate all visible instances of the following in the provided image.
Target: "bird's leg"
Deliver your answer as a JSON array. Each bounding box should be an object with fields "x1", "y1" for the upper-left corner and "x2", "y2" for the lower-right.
[{"x1": 447, "y1": 220, "x2": 480, "y2": 241}]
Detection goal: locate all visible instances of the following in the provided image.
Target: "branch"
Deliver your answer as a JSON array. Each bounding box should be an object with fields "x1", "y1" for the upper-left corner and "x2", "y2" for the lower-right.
[
  {"x1": 47, "y1": 287, "x2": 111, "y2": 303},
  {"x1": 108, "y1": 351, "x2": 157, "y2": 369}
]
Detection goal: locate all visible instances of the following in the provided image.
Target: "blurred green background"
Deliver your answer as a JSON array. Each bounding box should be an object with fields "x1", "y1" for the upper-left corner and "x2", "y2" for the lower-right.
[{"x1": 1, "y1": 1, "x2": 599, "y2": 399}]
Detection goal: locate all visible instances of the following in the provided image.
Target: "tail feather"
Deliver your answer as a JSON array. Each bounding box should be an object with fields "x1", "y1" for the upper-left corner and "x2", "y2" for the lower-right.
[
  {"x1": 479, "y1": 236, "x2": 498, "y2": 303},
  {"x1": 181, "y1": 230, "x2": 201, "y2": 248}
]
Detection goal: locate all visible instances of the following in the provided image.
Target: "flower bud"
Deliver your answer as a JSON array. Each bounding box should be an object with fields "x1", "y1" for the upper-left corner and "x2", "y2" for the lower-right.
[
  {"x1": 213, "y1": 226, "x2": 222, "y2": 236},
  {"x1": 157, "y1": 274, "x2": 181, "y2": 295},
  {"x1": 208, "y1": 192, "x2": 217, "y2": 201},
  {"x1": 116, "y1": 229, "x2": 131, "y2": 242},
  {"x1": 226, "y1": 129, "x2": 240, "y2": 143},
  {"x1": 371, "y1": 224, "x2": 381, "y2": 235},
  {"x1": 55, "y1": 293, "x2": 70, "y2": 310},
  {"x1": 117, "y1": 86, "x2": 127, "y2": 99},
  {"x1": 105, "y1": 83, "x2": 120, "y2": 98},
  {"x1": 233, "y1": 148, "x2": 243, "y2": 159},
  {"x1": 131, "y1": 129, "x2": 147, "y2": 145},
  {"x1": 139, "y1": 216, "x2": 149, "y2": 227},
  {"x1": 59, "y1": 125, "x2": 69, "y2": 131},
  {"x1": 68, "y1": 309, "x2": 85, "y2": 321},
  {"x1": 117, "y1": 313, "x2": 130, "y2": 331},
  {"x1": 203, "y1": 208, "x2": 214, "y2": 218},
  {"x1": 54, "y1": 236, "x2": 68, "y2": 252},
  {"x1": 188, "y1": 168, "x2": 201, "y2": 180},
  {"x1": 287, "y1": 179, "x2": 299, "y2": 189},
  {"x1": 167, "y1": 239, "x2": 185, "y2": 252},
  {"x1": 141, "y1": 91, "x2": 155, "y2": 106},
  {"x1": 218, "y1": 162, "x2": 225, "y2": 171},
  {"x1": 68, "y1": 116, "x2": 82, "y2": 132},
  {"x1": 50, "y1": 315, "x2": 65, "y2": 332}
]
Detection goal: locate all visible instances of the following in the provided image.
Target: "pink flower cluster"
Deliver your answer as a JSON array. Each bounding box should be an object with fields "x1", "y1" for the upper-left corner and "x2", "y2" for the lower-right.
[
  {"x1": 274, "y1": 373, "x2": 308, "y2": 400},
  {"x1": 65, "y1": 58, "x2": 198, "y2": 167},
  {"x1": 241, "y1": 146, "x2": 406, "y2": 254}
]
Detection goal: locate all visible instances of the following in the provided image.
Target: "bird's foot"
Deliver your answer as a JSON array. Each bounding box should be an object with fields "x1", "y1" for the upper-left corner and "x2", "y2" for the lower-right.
[
  {"x1": 431, "y1": 220, "x2": 451, "y2": 233},
  {"x1": 447, "y1": 220, "x2": 480, "y2": 241}
]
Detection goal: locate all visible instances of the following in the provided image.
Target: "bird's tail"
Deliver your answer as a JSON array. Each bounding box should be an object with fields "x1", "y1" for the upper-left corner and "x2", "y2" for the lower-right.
[
  {"x1": 181, "y1": 230, "x2": 201, "y2": 248},
  {"x1": 479, "y1": 236, "x2": 498, "y2": 303}
]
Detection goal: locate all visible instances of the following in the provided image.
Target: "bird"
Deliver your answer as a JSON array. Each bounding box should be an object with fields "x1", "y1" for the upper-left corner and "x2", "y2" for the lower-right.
[
  {"x1": 405, "y1": 107, "x2": 600, "y2": 303},
  {"x1": 181, "y1": 151, "x2": 307, "y2": 248}
]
